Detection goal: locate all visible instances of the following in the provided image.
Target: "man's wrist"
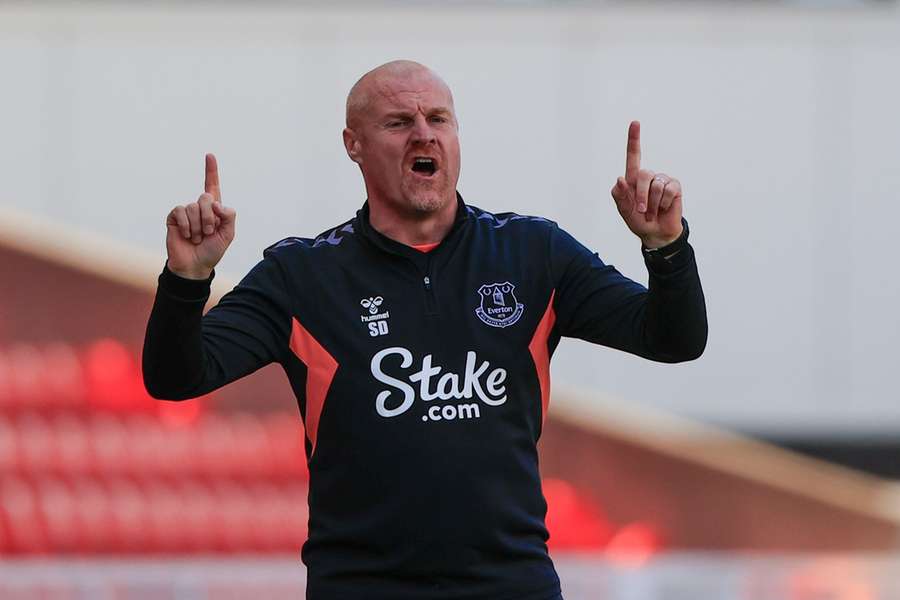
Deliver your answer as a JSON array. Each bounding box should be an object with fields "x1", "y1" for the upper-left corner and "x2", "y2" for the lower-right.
[
  {"x1": 159, "y1": 262, "x2": 214, "y2": 302},
  {"x1": 641, "y1": 218, "x2": 689, "y2": 264},
  {"x1": 640, "y1": 225, "x2": 683, "y2": 250},
  {"x1": 167, "y1": 263, "x2": 213, "y2": 281}
]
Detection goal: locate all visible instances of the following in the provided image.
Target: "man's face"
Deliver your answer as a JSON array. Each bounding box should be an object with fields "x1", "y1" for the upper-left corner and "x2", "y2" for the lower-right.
[{"x1": 345, "y1": 71, "x2": 461, "y2": 217}]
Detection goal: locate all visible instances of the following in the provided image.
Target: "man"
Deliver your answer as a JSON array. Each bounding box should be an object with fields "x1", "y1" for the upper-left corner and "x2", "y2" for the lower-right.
[{"x1": 143, "y1": 60, "x2": 706, "y2": 600}]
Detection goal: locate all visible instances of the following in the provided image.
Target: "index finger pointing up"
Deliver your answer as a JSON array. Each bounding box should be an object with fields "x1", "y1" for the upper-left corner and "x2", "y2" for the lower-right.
[
  {"x1": 625, "y1": 120, "x2": 641, "y2": 185},
  {"x1": 204, "y1": 153, "x2": 221, "y2": 202}
]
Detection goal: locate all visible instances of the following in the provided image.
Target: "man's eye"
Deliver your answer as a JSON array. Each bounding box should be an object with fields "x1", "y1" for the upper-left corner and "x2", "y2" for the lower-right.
[
  {"x1": 386, "y1": 120, "x2": 407, "y2": 128},
  {"x1": 430, "y1": 116, "x2": 447, "y2": 123}
]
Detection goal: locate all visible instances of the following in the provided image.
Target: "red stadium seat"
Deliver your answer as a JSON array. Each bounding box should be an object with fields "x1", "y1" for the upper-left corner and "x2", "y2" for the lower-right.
[
  {"x1": 107, "y1": 479, "x2": 149, "y2": 554},
  {"x1": 178, "y1": 481, "x2": 218, "y2": 552},
  {"x1": 127, "y1": 413, "x2": 167, "y2": 475},
  {"x1": 212, "y1": 481, "x2": 256, "y2": 552},
  {"x1": 0, "y1": 476, "x2": 45, "y2": 553},
  {"x1": 53, "y1": 414, "x2": 91, "y2": 474},
  {"x1": 198, "y1": 415, "x2": 238, "y2": 478},
  {"x1": 43, "y1": 342, "x2": 85, "y2": 409},
  {"x1": 0, "y1": 414, "x2": 18, "y2": 471},
  {"x1": 265, "y1": 413, "x2": 308, "y2": 480},
  {"x1": 246, "y1": 482, "x2": 287, "y2": 551},
  {"x1": 0, "y1": 349, "x2": 11, "y2": 410},
  {"x1": 154, "y1": 422, "x2": 194, "y2": 477},
  {"x1": 71, "y1": 478, "x2": 114, "y2": 553},
  {"x1": 7, "y1": 344, "x2": 45, "y2": 410},
  {"x1": 89, "y1": 414, "x2": 129, "y2": 474},
  {"x1": 144, "y1": 481, "x2": 186, "y2": 553},
  {"x1": 230, "y1": 413, "x2": 273, "y2": 477},
  {"x1": 35, "y1": 476, "x2": 79, "y2": 552},
  {"x1": 17, "y1": 413, "x2": 56, "y2": 474}
]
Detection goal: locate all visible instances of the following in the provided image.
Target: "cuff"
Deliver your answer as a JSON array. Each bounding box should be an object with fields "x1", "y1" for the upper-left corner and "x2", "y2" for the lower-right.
[
  {"x1": 158, "y1": 262, "x2": 214, "y2": 302},
  {"x1": 642, "y1": 218, "x2": 693, "y2": 274}
]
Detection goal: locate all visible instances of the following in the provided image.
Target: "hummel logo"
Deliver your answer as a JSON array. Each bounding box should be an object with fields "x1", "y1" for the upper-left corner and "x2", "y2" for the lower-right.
[
  {"x1": 360, "y1": 296, "x2": 383, "y2": 315},
  {"x1": 360, "y1": 296, "x2": 390, "y2": 337}
]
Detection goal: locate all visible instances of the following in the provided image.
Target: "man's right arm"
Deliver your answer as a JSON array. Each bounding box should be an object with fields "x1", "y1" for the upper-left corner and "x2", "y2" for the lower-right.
[{"x1": 142, "y1": 153, "x2": 291, "y2": 400}]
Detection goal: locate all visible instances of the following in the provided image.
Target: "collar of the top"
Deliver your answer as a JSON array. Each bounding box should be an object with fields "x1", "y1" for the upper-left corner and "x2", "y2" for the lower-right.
[{"x1": 354, "y1": 191, "x2": 471, "y2": 265}]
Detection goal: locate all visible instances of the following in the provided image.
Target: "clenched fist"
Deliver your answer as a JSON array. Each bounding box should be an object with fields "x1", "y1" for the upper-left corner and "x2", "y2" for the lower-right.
[
  {"x1": 165, "y1": 154, "x2": 236, "y2": 280},
  {"x1": 610, "y1": 121, "x2": 684, "y2": 249}
]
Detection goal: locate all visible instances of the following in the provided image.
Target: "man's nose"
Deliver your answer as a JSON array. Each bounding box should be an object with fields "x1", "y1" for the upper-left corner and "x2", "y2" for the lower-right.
[{"x1": 410, "y1": 116, "x2": 436, "y2": 144}]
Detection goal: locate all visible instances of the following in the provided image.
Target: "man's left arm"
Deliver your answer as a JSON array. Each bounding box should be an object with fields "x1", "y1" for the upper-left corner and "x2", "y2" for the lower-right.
[{"x1": 551, "y1": 120, "x2": 707, "y2": 362}]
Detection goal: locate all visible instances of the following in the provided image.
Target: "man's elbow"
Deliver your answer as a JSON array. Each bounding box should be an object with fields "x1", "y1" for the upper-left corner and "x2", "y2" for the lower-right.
[
  {"x1": 678, "y1": 338, "x2": 706, "y2": 362},
  {"x1": 142, "y1": 370, "x2": 193, "y2": 401},
  {"x1": 669, "y1": 327, "x2": 708, "y2": 363},
  {"x1": 651, "y1": 326, "x2": 707, "y2": 363}
]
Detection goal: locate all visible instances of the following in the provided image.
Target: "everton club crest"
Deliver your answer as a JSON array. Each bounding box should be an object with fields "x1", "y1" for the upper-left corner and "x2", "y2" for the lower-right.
[{"x1": 475, "y1": 281, "x2": 525, "y2": 328}]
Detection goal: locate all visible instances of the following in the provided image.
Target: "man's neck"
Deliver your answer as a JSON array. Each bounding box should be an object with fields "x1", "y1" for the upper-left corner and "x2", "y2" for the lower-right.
[{"x1": 368, "y1": 196, "x2": 458, "y2": 246}]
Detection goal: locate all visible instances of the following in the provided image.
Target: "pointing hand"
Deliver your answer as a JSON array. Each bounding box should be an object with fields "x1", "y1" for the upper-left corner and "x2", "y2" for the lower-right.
[
  {"x1": 165, "y1": 154, "x2": 237, "y2": 279},
  {"x1": 610, "y1": 121, "x2": 683, "y2": 248}
]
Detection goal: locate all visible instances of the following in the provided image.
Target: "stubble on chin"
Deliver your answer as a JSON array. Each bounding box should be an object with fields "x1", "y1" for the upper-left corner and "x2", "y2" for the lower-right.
[
  {"x1": 408, "y1": 194, "x2": 444, "y2": 213},
  {"x1": 401, "y1": 178, "x2": 452, "y2": 215}
]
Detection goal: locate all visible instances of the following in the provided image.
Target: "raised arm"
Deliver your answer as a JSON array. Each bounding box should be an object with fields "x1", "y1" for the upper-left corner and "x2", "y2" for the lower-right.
[
  {"x1": 552, "y1": 122, "x2": 707, "y2": 362},
  {"x1": 143, "y1": 154, "x2": 291, "y2": 400}
]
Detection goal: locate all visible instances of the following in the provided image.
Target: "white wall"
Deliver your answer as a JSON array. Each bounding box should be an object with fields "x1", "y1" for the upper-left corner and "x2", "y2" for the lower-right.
[{"x1": 2, "y1": 4, "x2": 899, "y2": 435}]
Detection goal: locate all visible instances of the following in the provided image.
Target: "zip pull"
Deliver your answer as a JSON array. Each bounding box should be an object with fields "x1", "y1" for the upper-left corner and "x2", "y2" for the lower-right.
[{"x1": 423, "y1": 276, "x2": 431, "y2": 288}]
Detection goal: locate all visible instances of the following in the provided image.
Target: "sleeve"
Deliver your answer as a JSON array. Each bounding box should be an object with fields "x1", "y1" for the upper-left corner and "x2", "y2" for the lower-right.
[
  {"x1": 550, "y1": 221, "x2": 707, "y2": 363},
  {"x1": 142, "y1": 255, "x2": 293, "y2": 400}
]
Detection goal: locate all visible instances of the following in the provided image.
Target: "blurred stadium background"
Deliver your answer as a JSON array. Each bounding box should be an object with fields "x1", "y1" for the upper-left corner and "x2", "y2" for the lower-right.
[{"x1": 2, "y1": 1, "x2": 900, "y2": 598}]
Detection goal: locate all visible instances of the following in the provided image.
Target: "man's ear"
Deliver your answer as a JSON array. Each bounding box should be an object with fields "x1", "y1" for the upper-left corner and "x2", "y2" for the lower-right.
[{"x1": 343, "y1": 128, "x2": 362, "y2": 164}]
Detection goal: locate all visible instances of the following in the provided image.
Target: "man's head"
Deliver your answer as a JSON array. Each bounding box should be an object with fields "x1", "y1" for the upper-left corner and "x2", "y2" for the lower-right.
[{"x1": 343, "y1": 60, "x2": 461, "y2": 220}]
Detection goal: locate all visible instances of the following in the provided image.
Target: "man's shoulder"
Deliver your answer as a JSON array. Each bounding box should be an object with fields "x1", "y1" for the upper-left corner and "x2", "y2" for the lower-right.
[
  {"x1": 263, "y1": 218, "x2": 358, "y2": 259},
  {"x1": 465, "y1": 203, "x2": 557, "y2": 233}
]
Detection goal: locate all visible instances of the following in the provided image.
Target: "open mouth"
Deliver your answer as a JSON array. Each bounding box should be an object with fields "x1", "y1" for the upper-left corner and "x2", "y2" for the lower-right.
[{"x1": 410, "y1": 157, "x2": 437, "y2": 177}]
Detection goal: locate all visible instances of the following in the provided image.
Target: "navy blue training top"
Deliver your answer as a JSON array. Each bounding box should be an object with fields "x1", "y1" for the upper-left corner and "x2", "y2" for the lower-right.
[{"x1": 143, "y1": 194, "x2": 707, "y2": 600}]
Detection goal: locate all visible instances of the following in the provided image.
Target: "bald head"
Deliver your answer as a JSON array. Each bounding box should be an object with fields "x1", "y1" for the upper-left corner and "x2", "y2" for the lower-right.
[
  {"x1": 341, "y1": 59, "x2": 461, "y2": 229},
  {"x1": 345, "y1": 60, "x2": 454, "y2": 129}
]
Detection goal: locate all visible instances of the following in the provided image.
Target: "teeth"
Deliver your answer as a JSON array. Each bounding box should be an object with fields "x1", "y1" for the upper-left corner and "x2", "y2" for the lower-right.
[{"x1": 414, "y1": 158, "x2": 434, "y2": 164}]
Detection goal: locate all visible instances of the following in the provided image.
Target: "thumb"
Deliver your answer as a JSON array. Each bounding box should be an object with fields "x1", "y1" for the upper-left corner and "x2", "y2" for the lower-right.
[
  {"x1": 211, "y1": 202, "x2": 237, "y2": 241},
  {"x1": 211, "y1": 201, "x2": 236, "y2": 225}
]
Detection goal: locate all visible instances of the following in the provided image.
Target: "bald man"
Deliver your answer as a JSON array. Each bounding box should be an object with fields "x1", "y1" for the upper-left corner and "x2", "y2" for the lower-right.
[{"x1": 144, "y1": 60, "x2": 707, "y2": 600}]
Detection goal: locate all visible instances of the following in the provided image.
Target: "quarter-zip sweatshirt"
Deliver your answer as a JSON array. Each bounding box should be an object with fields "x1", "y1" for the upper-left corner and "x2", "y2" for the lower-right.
[{"x1": 143, "y1": 194, "x2": 707, "y2": 600}]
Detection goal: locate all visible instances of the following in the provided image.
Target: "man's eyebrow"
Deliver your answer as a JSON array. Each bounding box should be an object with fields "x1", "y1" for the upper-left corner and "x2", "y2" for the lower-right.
[
  {"x1": 382, "y1": 111, "x2": 413, "y2": 119},
  {"x1": 381, "y1": 107, "x2": 453, "y2": 119}
]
